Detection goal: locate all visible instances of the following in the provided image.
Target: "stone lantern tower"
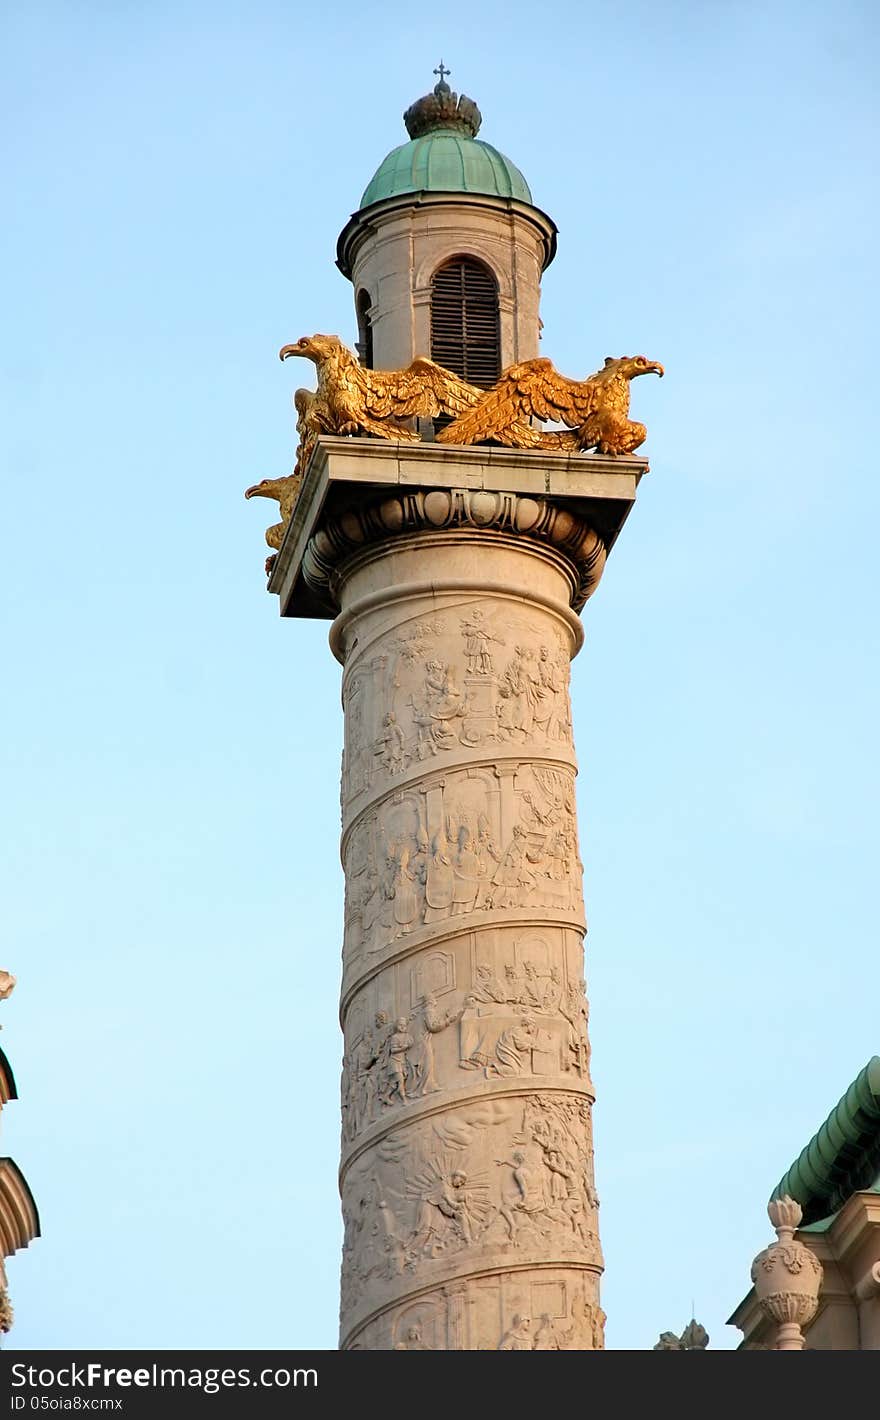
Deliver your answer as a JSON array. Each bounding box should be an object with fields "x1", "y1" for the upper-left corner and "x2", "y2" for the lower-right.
[
  {"x1": 336, "y1": 68, "x2": 556, "y2": 386},
  {"x1": 253, "y1": 70, "x2": 657, "y2": 1351}
]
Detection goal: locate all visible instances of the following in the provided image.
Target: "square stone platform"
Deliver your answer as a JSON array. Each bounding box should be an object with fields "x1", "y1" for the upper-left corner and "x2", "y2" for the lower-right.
[{"x1": 268, "y1": 437, "x2": 649, "y2": 620}]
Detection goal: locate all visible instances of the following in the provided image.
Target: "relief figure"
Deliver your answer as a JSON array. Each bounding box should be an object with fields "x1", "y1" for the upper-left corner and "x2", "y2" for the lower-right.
[
  {"x1": 496, "y1": 1150, "x2": 548, "y2": 1241},
  {"x1": 375, "y1": 711, "x2": 407, "y2": 774},
  {"x1": 486, "y1": 1014, "x2": 539, "y2": 1079},
  {"x1": 409, "y1": 1167, "x2": 479, "y2": 1259},
  {"x1": 378, "y1": 1017, "x2": 415, "y2": 1107},
  {"x1": 394, "y1": 1324, "x2": 433, "y2": 1351},
  {"x1": 423, "y1": 833, "x2": 455, "y2": 922},
  {"x1": 410, "y1": 991, "x2": 466, "y2": 1097},
  {"x1": 460, "y1": 609, "x2": 503, "y2": 675},
  {"x1": 450, "y1": 823, "x2": 483, "y2": 915},
  {"x1": 497, "y1": 1314, "x2": 533, "y2": 1351}
]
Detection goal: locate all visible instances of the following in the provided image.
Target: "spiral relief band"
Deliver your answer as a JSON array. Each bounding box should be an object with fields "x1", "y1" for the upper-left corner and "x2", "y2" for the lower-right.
[{"x1": 334, "y1": 507, "x2": 605, "y2": 1351}]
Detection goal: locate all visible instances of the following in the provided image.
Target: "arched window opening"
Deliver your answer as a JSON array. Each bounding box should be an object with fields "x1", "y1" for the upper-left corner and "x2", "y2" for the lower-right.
[
  {"x1": 356, "y1": 289, "x2": 374, "y2": 369},
  {"x1": 430, "y1": 257, "x2": 500, "y2": 389}
]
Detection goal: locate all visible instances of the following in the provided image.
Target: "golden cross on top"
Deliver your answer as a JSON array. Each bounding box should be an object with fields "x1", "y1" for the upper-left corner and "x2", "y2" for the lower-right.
[{"x1": 433, "y1": 60, "x2": 451, "y2": 83}]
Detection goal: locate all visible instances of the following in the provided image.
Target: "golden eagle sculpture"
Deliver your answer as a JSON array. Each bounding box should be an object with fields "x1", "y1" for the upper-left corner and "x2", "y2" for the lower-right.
[
  {"x1": 248, "y1": 340, "x2": 664, "y2": 576},
  {"x1": 278, "y1": 334, "x2": 483, "y2": 442},
  {"x1": 244, "y1": 474, "x2": 301, "y2": 576},
  {"x1": 435, "y1": 354, "x2": 664, "y2": 455},
  {"x1": 244, "y1": 388, "x2": 316, "y2": 575}
]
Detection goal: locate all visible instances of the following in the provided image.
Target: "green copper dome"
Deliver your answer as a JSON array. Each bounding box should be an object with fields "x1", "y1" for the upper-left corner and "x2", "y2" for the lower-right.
[
  {"x1": 360, "y1": 131, "x2": 532, "y2": 208},
  {"x1": 359, "y1": 73, "x2": 533, "y2": 209}
]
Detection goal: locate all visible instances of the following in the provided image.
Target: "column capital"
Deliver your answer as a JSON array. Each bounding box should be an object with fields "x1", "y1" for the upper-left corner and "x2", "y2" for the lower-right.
[{"x1": 268, "y1": 437, "x2": 647, "y2": 620}]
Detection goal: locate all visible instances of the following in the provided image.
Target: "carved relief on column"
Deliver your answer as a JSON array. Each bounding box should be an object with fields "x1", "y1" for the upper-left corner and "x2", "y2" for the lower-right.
[
  {"x1": 341, "y1": 761, "x2": 585, "y2": 982},
  {"x1": 340, "y1": 600, "x2": 576, "y2": 815},
  {"x1": 339, "y1": 1089, "x2": 602, "y2": 1347},
  {"x1": 335, "y1": 524, "x2": 602, "y2": 1349},
  {"x1": 345, "y1": 1267, "x2": 605, "y2": 1351},
  {"x1": 340, "y1": 925, "x2": 593, "y2": 1142}
]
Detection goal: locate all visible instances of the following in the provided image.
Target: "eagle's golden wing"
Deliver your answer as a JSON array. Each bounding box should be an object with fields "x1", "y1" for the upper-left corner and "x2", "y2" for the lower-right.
[
  {"x1": 501, "y1": 360, "x2": 602, "y2": 426},
  {"x1": 435, "y1": 359, "x2": 567, "y2": 447},
  {"x1": 363, "y1": 358, "x2": 483, "y2": 422}
]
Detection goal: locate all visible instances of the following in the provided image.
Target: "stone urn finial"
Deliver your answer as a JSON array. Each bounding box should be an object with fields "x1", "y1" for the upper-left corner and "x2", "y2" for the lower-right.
[
  {"x1": 767, "y1": 1195, "x2": 803, "y2": 1236},
  {"x1": 750, "y1": 1195, "x2": 823, "y2": 1350}
]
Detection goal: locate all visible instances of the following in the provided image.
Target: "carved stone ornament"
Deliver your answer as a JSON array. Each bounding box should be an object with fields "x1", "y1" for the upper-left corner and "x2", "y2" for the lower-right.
[
  {"x1": 403, "y1": 72, "x2": 482, "y2": 141},
  {"x1": 653, "y1": 1318, "x2": 709, "y2": 1350},
  {"x1": 0, "y1": 972, "x2": 16, "y2": 1002},
  {"x1": 750, "y1": 1196, "x2": 823, "y2": 1350},
  {"x1": 304, "y1": 487, "x2": 607, "y2": 613}
]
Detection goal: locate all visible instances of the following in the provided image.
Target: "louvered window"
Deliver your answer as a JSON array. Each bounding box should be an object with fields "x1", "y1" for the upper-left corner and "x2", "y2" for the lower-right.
[
  {"x1": 430, "y1": 257, "x2": 500, "y2": 388},
  {"x1": 356, "y1": 289, "x2": 374, "y2": 369}
]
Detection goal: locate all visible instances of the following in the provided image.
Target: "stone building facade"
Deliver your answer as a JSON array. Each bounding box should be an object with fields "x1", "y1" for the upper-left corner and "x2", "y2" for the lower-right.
[{"x1": 731, "y1": 1057, "x2": 880, "y2": 1350}]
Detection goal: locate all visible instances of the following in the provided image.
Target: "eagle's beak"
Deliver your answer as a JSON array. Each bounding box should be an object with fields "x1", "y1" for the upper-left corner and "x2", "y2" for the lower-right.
[
  {"x1": 244, "y1": 482, "x2": 264, "y2": 500},
  {"x1": 651, "y1": 362, "x2": 664, "y2": 378},
  {"x1": 279, "y1": 344, "x2": 299, "y2": 362}
]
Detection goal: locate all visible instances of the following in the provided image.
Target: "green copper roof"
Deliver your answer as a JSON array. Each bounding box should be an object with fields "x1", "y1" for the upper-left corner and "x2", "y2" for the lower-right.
[
  {"x1": 338, "y1": 76, "x2": 555, "y2": 277},
  {"x1": 771, "y1": 1056, "x2": 880, "y2": 1225},
  {"x1": 360, "y1": 131, "x2": 533, "y2": 209}
]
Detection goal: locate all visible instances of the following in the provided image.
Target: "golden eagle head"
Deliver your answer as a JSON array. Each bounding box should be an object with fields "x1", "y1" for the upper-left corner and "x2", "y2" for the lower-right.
[
  {"x1": 244, "y1": 478, "x2": 279, "y2": 501},
  {"x1": 278, "y1": 333, "x2": 345, "y2": 365},
  {"x1": 604, "y1": 355, "x2": 664, "y2": 380}
]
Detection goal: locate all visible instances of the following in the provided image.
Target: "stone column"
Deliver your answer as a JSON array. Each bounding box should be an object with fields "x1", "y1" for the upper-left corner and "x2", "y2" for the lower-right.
[{"x1": 269, "y1": 439, "x2": 647, "y2": 1351}]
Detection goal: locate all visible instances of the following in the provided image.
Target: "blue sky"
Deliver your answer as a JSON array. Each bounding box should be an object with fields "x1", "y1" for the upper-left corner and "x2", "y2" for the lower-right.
[{"x1": 2, "y1": 0, "x2": 878, "y2": 1350}]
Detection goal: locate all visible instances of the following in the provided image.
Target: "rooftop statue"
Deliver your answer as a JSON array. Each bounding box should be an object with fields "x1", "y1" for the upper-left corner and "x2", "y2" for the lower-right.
[
  {"x1": 653, "y1": 1319, "x2": 709, "y2": 1350},
  {"x1": 436, "y1": 355, "x2": 664, "y2": 456}
]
